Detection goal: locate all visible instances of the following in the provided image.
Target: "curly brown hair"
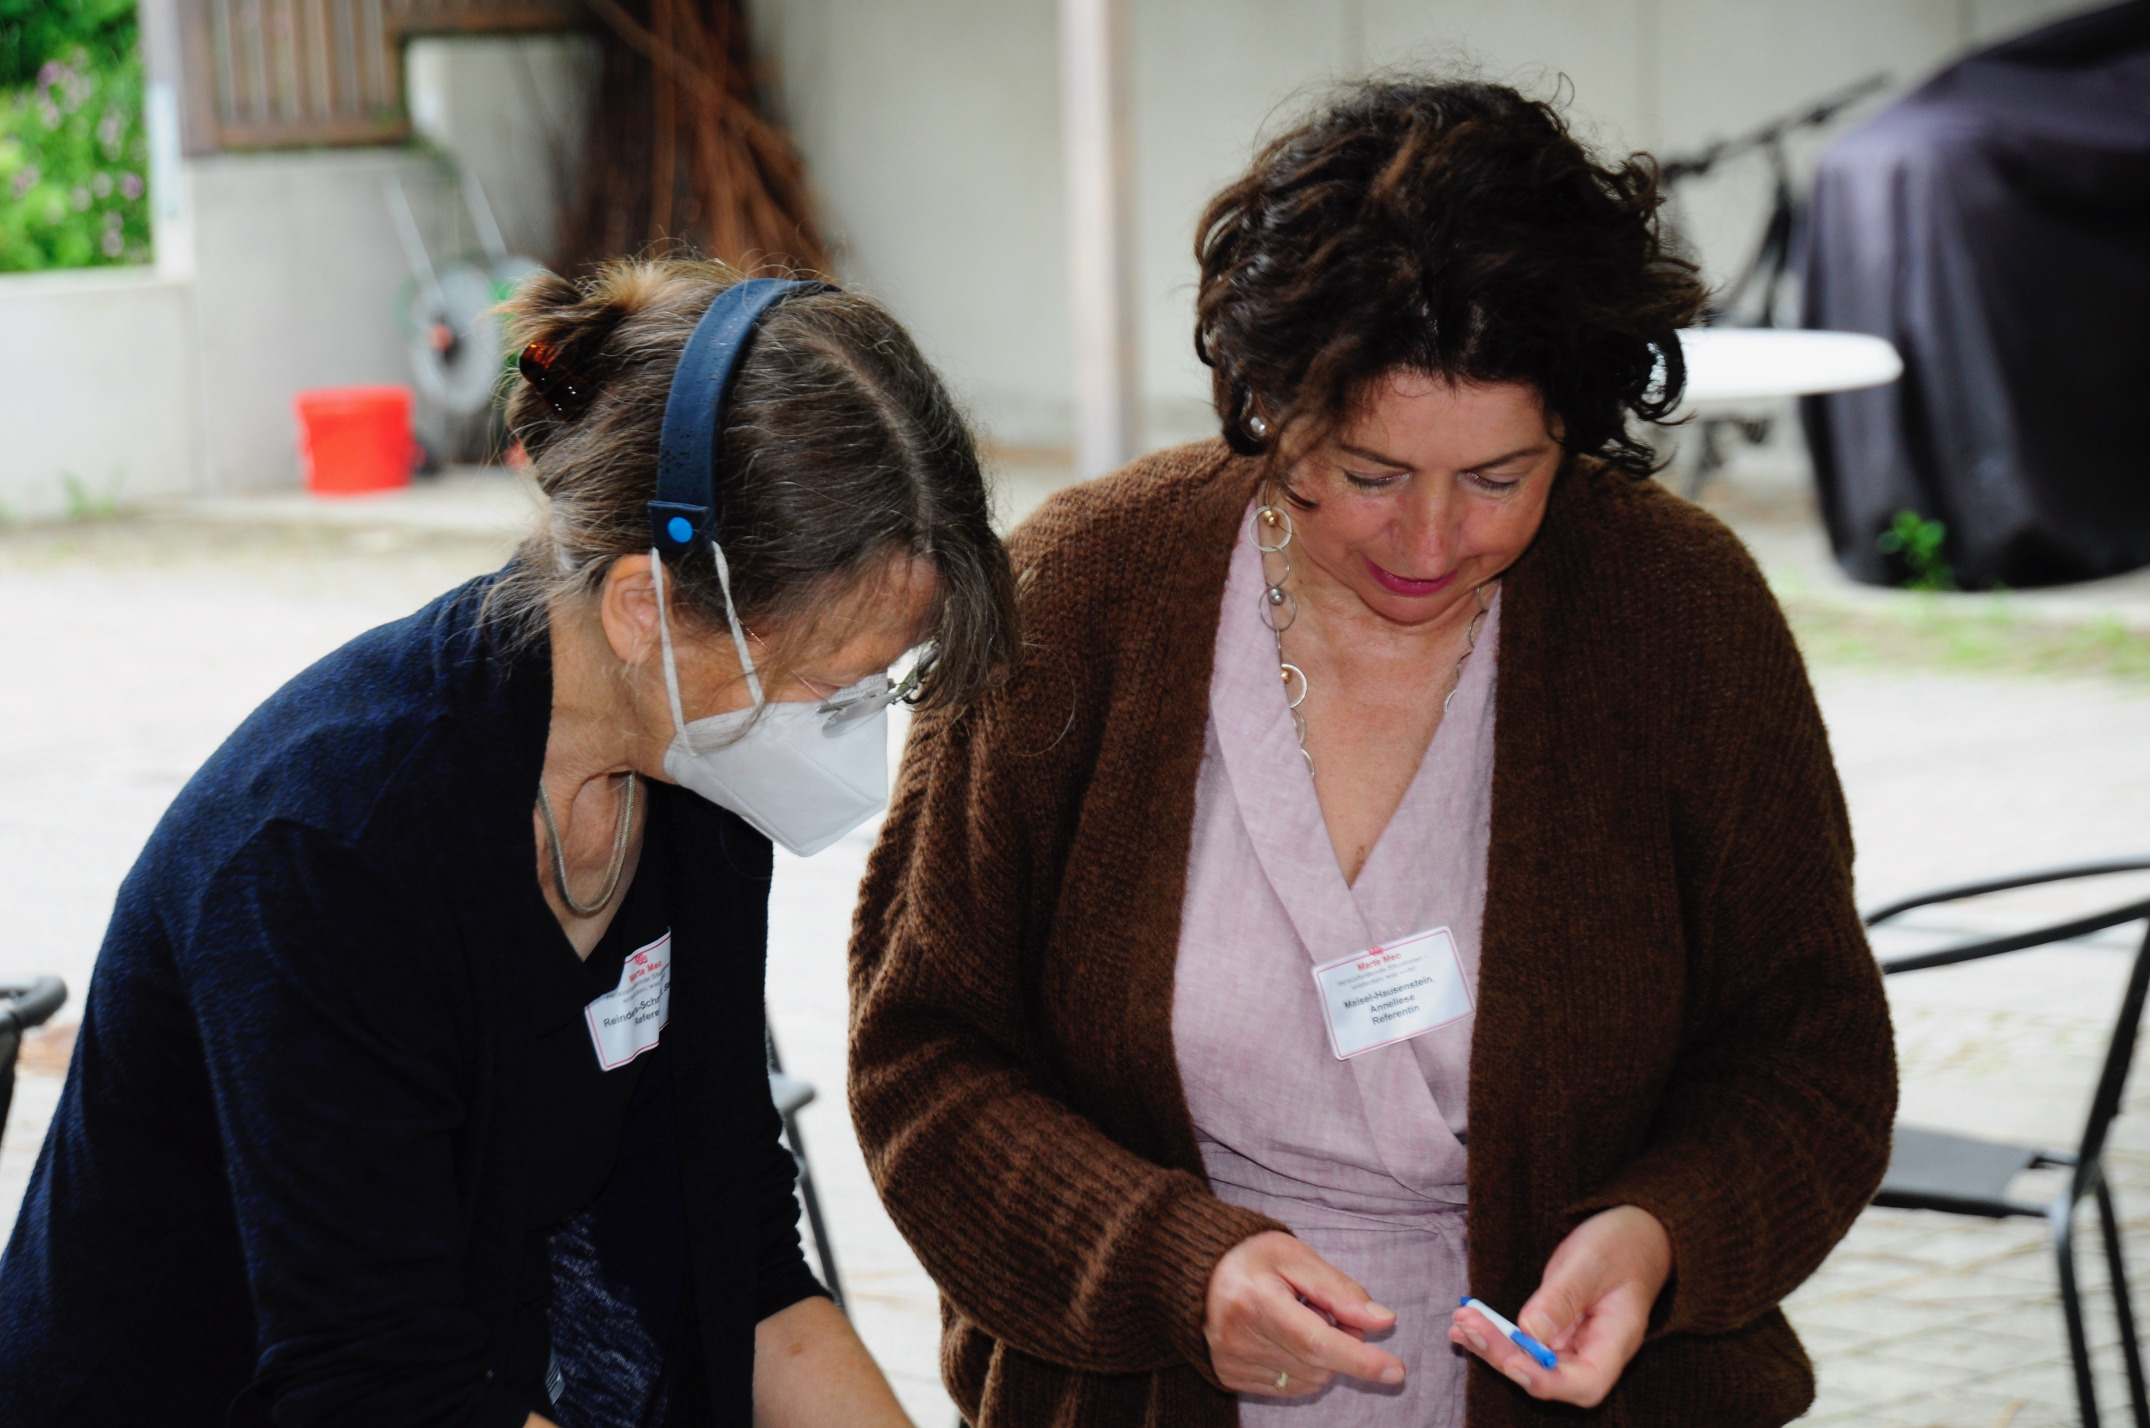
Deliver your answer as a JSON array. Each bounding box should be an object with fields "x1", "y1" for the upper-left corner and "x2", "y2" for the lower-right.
[{"x1": 1194, "y1": 78, "x2": 1707, "y2": 477}]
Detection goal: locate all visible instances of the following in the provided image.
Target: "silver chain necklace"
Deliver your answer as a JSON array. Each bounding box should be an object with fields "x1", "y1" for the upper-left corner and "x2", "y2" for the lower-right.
[
  {"x1": 1254, "y1": 491, "x2": 1492, "y2": 780},
  {"x1": 536, "y1": 771, "x2": 638, "y2": 917}
]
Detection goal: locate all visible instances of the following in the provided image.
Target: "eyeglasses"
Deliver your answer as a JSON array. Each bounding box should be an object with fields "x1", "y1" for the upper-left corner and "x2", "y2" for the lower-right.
[{"x1": 816, "y1": 658, "x2": 928, "y2": 732}]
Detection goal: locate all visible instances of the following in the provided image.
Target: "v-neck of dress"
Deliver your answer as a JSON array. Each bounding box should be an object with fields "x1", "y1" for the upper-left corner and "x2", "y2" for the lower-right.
[
  {"x1": 1208, "y1": 502, "x2": 1502, "y2": 965},
  {"x1": 1180, "y1": 500, "x2": 1500, "y2": 1203}
]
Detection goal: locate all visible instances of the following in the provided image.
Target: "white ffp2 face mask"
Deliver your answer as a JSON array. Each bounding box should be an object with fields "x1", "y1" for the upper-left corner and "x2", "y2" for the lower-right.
[{"x1": 649, "y1": 545, "x2": 891, "y2": 857}]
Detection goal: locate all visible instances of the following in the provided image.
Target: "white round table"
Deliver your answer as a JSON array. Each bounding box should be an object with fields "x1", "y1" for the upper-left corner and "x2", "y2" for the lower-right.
[
  {"x1": 1676, "y1": 327, "x2": 1902, "y2": 404},
  {"x1": 1668, "y1": 328, "x2": 1902, "y2": 497}
]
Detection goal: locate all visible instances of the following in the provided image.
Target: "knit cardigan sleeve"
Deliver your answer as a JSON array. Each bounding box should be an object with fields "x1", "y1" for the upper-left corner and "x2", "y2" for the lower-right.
[
  {"x1": 1564, "y1": 497, "x2": 1896, "y2": 1338},
  {"x1": 848, "y1": 476, "x2": 1284, "y2": 1381}
]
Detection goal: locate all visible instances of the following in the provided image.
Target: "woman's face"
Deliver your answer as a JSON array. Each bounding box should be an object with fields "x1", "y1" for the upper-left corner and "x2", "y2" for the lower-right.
[
  {"x1": 601, "y1": 553, "x2": 940, "y2": 724},
  {"x1": 1284, "y1": 371, "x2": 1561, "y2": 630}
]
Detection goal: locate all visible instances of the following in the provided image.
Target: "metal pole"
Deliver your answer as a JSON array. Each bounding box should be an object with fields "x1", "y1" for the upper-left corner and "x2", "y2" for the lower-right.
[{"x1": 1059, "y1": 0, "x2": 1139, "y2": 480}]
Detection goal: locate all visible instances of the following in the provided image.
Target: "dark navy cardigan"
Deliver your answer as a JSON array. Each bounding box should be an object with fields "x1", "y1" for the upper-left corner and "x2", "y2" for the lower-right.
[{"x1": 0, "y1": 576, "x2": 821, "y2": 1426}]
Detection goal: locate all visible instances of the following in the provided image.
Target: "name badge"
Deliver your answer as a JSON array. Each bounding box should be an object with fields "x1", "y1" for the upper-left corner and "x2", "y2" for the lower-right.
[
  {"x1": 1310, "y1": 926, "x2": 1473, "y2": 1060},
  {"x1": 585, "y1": 931, "x2": 672, "y2": 1071}
]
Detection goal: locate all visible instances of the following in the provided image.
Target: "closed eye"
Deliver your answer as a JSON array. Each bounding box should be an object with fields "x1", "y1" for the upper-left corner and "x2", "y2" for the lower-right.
[
  {"x1": 1341, "y1": 467, "x2": 1407, "y2": 491},
  {"x1": 1464, "y1": 469, "x2": 1524, "y2": 494}
]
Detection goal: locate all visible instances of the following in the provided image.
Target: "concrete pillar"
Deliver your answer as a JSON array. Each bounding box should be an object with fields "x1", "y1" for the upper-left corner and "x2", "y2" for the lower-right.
[{"x1": 1059, "y1": 0, "x2": 1138, "y2": 479}]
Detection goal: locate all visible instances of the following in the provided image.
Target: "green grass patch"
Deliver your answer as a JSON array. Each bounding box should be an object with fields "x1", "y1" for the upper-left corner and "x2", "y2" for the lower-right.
[{"x1": 1783, "y1": 594, "x2": 2150, "y2": 683}]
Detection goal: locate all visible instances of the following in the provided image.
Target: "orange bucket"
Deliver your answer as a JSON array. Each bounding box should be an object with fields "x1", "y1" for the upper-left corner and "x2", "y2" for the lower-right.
[{"x1": 294, "y1": 386, "x2": 416, "y2": 495}]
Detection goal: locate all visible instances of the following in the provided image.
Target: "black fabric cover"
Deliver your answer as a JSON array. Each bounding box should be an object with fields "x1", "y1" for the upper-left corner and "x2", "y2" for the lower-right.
[{"x1": 1800, "y1": 2, "x2": 2150, "y2": 589}]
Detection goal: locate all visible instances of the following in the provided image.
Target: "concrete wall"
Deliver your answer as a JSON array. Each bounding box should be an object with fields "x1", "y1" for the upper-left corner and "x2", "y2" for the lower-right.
[
  {"x1": 183, "y1": 38, "x2": 597, "y2": 491},
  {"x1": 183, "y1": 147, "x2": 447, "y2": 489},
  {"x1": 406, "y1": 33, "x2": 602, "y2": 267},
  {"x1": 756, "y1": 0, "x2": 1072, "y2": 449},
  {"x1": 0, "y1": 268, "x2": 200, "y2": 519},
  {"x1": 753, "y1": 0, "x2": 2105, "y2": 452}
]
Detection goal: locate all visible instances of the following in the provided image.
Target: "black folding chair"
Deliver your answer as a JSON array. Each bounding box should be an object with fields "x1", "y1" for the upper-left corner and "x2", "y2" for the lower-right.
[
  {"x1": 764, "y1": 1019, "x2": 844, "y2": 1311},
  {"x1": 0, "y1": 978, "x2": 68, "y2": 1141},
  {"x1": 1868, "y1": 859, "x2": 2150, "y2": 1428}
]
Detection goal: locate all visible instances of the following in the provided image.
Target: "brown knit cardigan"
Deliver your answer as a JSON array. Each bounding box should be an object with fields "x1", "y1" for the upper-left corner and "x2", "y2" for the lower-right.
[{"x1": 849, "y1": 440, "x2": 1896, "y2": 1427}]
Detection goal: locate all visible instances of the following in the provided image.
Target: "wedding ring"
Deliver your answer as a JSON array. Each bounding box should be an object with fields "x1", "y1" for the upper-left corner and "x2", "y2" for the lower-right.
[{"x1": 1274, "y1": 1369, "x2": 1290, "y2": 1392}]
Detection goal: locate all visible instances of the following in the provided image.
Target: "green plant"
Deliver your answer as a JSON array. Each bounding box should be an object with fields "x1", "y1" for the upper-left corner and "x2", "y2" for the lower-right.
[
  {"x1": 1876, "y1": 508, "x2": 1957, "y2": 592},
  {"x1": 1, "y1": 0, "x2": 135, "y2": 88},
  {"x1": 0, "y1": 41, "x2": 150, "y2": 271},
  {"x1": 59, "y1": 464, "x2": 121, "y2": 519}
]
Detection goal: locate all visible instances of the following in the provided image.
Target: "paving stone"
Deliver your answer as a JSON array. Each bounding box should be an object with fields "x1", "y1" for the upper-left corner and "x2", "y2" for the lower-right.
[
  {"x1": 1791, "y1": 1291, "x2": 1994, "y2": 1338},
  {"x1": 1892, "y1": 1385, "x2": 2074, "y2": 1428},
  {"x1": 1813, "y1": 1350, "x2": 1979, "y2": 1403},
  {"x1": 1875, "y1": 1323, "x2": 2067, "y2": 1374},
  {"x1": 1790, "y1": 1320, "x2": 1872, "y2": 1357}
]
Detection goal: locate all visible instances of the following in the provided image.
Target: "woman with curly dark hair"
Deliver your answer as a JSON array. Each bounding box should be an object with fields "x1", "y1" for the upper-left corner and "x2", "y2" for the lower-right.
[{"x1": 851, "y1": 79, "x2": 1894, "y2": 1427}]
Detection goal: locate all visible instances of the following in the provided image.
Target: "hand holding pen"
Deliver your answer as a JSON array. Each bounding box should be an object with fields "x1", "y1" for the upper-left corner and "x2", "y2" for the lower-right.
[{"x1": 1450, "y1": 1205, "x2": 1673, "y2": 1407}]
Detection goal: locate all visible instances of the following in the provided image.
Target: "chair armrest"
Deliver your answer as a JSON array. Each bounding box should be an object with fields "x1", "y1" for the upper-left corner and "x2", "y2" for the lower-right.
[
  {"x1": 1879, "y1": 897, "x2": 2150, "y2": 975},
  {"x1": 769, "y1": 1070, "x2": 816, "y2": 1119},
  {"x1": 0, "y1": 977, "x2": 67, "y2": 1033},
  {"x1": 1866, "y1": 858, "x2": 2150, "y2": 926}
]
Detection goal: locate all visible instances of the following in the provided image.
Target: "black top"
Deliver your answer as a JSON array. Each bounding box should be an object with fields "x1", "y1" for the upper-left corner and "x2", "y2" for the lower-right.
[
  {"x1": 0, "y1": 576, "x2": 826, "y2": 1428},
  {"x1": 526, "y1": 822, "x2": 670, "y2": 1227},
  {"x1": 505, "y1": 815, "x2": 672, "y2": 1410}
]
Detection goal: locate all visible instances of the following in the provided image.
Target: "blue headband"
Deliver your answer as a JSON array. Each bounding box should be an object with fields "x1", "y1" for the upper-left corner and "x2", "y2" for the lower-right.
[{"x1": 648, "y1": 277, "x2": 834, "y2": 554}]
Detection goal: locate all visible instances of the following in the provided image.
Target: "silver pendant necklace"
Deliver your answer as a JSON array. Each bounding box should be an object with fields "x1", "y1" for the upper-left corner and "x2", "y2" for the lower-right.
[
  {"x1": 1254, "y1": 491, "x2": 1492, "y2": 780},
  {"x1": 1254, "y1": 497, "x2": 1314, "y2": 773},
  {"x1": 536, "y1": 771, "x2": 639, "y2": 917}
]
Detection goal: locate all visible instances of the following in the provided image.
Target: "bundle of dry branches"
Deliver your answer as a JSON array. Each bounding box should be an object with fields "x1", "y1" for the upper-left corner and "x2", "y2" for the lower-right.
[{"x1": 558, "y1": 0, "x2": 828, "y2": 275}]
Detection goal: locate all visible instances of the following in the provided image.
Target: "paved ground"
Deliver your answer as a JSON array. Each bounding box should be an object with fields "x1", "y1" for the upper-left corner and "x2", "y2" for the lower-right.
[{"x1": 2, "y1": 459, "x2": 2148, "y2": 1426}]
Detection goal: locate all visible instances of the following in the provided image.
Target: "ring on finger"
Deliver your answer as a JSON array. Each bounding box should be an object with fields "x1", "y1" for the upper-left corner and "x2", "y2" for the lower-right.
[{"x1": 1274, "y1": 1369, "x2": 1290, "y2": 1392}]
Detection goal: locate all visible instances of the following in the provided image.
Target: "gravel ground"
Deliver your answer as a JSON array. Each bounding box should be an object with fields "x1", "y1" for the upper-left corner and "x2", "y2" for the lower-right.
[{"x1": 2, "y1": 470, "x2": 2148, "y2": 1426}]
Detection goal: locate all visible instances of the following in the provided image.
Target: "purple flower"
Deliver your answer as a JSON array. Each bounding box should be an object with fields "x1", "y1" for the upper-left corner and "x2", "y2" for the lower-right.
[{"x1": 119, "y1": 172, "x2": 143, "y2": 200}]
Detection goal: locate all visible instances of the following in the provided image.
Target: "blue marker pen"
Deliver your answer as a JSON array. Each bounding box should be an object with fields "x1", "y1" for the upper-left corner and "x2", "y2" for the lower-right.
[{"x1": 1459, "y1": 1296, "x2": 1559, "y2": 1370}]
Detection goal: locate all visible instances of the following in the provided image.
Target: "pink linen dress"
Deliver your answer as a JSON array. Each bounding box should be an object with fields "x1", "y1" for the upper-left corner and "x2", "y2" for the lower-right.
[{"x1": 1173, "y1": 502, "x2": 1499, "y2": 1427}]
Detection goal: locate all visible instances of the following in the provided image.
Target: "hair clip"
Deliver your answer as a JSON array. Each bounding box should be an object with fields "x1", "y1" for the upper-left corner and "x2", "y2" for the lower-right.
[{"x1": 518, "y1": 341, "x2": 593, "y2": 417}]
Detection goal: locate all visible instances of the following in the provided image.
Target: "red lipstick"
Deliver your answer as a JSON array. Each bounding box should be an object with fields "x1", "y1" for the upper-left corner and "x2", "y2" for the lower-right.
[{"x1": 1365, "y1": 557, "x2": 1458, "y2": 598}]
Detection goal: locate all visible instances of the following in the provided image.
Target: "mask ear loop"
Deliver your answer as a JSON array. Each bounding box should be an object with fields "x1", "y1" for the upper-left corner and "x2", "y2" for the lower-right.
[{"x1": 649, "y1": 548, "x2": 696, "y2": 753}]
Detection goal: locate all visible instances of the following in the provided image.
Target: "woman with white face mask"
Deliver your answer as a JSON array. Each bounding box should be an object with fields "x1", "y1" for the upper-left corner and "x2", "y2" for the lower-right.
[{"x1": 0, "y1": 261, "x2": 1018, "y2": 1428}]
